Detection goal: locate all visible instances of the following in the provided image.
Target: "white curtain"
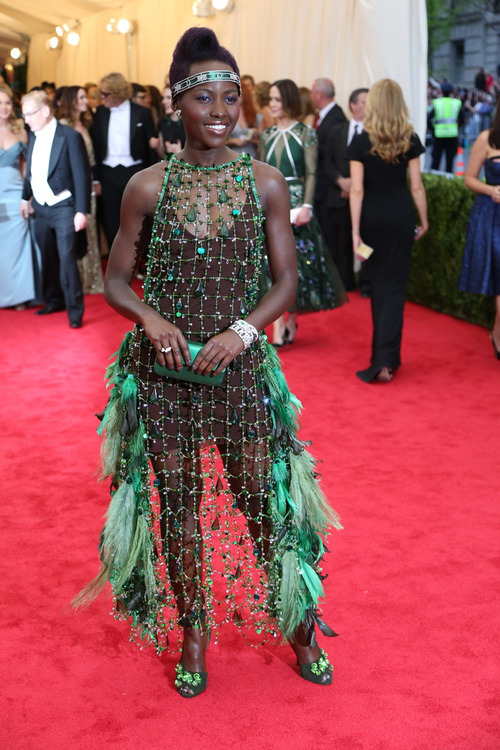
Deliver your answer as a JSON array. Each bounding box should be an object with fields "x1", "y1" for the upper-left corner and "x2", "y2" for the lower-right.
[{"x1": 27, "y1": 0, "x2": 427, "y2": 137}]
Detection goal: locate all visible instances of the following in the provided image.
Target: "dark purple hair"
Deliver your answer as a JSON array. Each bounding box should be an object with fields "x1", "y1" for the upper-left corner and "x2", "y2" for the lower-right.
[{"x1": 169, "y1": 27, "x2": 239, "y2": 99}]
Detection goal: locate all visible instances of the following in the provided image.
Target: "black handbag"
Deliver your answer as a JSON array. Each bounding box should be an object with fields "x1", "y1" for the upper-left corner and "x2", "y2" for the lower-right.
[{"x1": 75, "y1": 229, "x2": 88, "y2": 260}]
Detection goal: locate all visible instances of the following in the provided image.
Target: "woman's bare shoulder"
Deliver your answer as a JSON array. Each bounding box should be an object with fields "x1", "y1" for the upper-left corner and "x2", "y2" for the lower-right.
[
  {"x1": 251, "y1": 159, "x2": 286, "y2": 191},
  {"x1": 125, "y1": 161, "x2": 168, "y2": 214}
]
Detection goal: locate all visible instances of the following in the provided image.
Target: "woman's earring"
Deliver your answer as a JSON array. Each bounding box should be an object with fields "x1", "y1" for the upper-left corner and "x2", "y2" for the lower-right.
[{"x1": 175, "y1": 109, "x2": 182, "y2": 118}]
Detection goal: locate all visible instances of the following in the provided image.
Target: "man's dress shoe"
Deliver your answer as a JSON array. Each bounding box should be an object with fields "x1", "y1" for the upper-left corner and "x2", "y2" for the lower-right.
[{"x1": 35, "y1": 305, "x2": 65, "y2": 315}]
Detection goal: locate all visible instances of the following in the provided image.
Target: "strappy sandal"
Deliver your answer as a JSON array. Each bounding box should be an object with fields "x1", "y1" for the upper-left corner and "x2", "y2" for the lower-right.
[
  {"x1": 175, "y1": 661, "x2": 208, "y2": 698},
  {"x1": 291, "y1": 612, "x2": 337, "y2": 686},
  {"x1": 297, "y1": 648, "x2": 333, "y2": 685},
  {"x1": 175, "y1": 610, "x2": 210, "y2": 698}
]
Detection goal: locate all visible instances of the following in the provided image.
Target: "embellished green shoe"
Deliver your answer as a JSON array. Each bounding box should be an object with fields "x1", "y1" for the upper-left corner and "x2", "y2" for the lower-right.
[
  {"x1": 298, "y1": 648, "x2": 333, "y2": 685},
  {"x1": 175, "y1": 661, "x2": 208, "y2": 698}
]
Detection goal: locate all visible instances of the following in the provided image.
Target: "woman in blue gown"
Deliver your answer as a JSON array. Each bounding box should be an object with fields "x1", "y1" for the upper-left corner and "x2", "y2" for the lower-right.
[
  {"x1": 459, "y1": 104, "x2": 500, "y2": 359},
  {"x1": 0, "y1": 84, "x2": 36, "y2": 309}
]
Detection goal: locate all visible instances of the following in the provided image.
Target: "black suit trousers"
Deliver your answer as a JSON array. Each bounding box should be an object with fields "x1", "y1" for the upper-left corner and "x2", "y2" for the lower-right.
[
  {"x1": 32, "y1": 198, "x2": 84, "y2": 322},
  {"x1": 430, "y1": 136, "x2": 458, "y2": 173},
  {"x1": 101, "y1": 163, "x2": 144, "y2": 248}
]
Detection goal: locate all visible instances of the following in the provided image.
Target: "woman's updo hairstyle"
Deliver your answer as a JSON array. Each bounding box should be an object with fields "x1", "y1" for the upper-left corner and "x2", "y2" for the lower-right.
[{"x1": 169, "y1": 27, "x2": 240, "y2": 102}]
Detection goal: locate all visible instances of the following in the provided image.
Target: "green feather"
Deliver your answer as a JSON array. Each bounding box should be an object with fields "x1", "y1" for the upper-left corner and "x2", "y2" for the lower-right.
[
  {"x1": 113, "y1": 512, "x2": 153, "y2": 594},
  {"x1": 279, "y1": 549, "x2": 305, "y2": 639},
  {"x1": 300, "y1": 561, "x2": 325, "y2": 601},
  {"x1": 101, "y1": 480, "x2": 135, "y2": 571},
  {"x1": 288, "y1": 449, "x2": 343, "y2": 532}
]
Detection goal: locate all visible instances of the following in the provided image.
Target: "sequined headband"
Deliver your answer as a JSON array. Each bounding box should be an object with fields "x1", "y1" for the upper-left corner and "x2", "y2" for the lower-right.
[{"x1": 171, "y1": 70, "x2": 241, "y2": 99}]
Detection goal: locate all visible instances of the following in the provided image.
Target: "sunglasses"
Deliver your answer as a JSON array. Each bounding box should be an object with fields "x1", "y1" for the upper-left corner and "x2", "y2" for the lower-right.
[{"x1": 100, "y1": 91, "x2": 112, "y2": 98}]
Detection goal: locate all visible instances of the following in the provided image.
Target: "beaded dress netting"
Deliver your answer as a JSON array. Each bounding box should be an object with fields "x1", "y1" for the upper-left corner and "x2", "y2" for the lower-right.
[{"x1": 78, "y1": 154, "x2": 341, "y2": 652}]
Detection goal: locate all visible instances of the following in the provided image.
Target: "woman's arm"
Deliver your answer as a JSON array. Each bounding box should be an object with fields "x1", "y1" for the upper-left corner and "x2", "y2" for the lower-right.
[
  {"x1": 295, "y1": 127, "x2": 317, "y2": 226},
  {"x1": 349, "y1": 159, "x2": 364, "y2": 258},
  {"x1": 104, "y1": 163, "x2": 192, "y2": 370},
  {"x1": 408, "y1": 157, "x2": 428, "y2": 240},
  {"x1": 464, "y1": 130, "x2": 500, "y2": 201}
]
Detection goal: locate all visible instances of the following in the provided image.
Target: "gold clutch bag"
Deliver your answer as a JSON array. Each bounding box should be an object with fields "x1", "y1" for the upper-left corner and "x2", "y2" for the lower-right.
[{"x1": 357, "y1": 242, "x2": 374, "y2": 260}]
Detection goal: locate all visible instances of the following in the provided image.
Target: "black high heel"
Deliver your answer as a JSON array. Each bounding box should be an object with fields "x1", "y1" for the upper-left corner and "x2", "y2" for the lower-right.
[
  {"x1": 175, "y1": 659, "x2": 208, "y2": 698},
  {"x1": 175, "y1": 613, "x2": 210, "y2": 698},
  {"x1": 297, "y1": 648, "x2": 333, "y2": 685},
  {"x1": 490, "y1": 331, "x2": 500, "y2": 360},
  {"x1": 273, "y1": 328, "x2": 290, "y2": 350},
  {"x1": 285, "y1": 322, "x2": 298, "y2": 345},
  {"x1": 290, "y1": 614, "x2": 337, "y2": 686}
]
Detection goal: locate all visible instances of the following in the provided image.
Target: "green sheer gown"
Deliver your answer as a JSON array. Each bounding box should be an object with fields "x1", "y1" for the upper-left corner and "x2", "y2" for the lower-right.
[{"x1": 77, "y1": 154, "x2": 342, "y2": 653}]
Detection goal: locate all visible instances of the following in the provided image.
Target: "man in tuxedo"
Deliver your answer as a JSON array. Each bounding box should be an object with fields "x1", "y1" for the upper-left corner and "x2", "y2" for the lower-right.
[
  {"x1": 20, "y1": 90, "x2": 90, "y2": 328},
  {"x1": 310, "y1": 78, "x2": 347, "y2": 248},
  {"x1": 92, "y1": 72, "x2": 157, "y2": 249},
  {"x1": 324, "y1": 88, "x2": 369, "y2": 291}
]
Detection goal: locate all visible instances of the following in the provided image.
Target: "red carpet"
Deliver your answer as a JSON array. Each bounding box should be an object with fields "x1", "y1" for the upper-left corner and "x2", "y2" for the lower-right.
[{"x1": 1, "y1": 292, "x2": 499, "y2": 750}]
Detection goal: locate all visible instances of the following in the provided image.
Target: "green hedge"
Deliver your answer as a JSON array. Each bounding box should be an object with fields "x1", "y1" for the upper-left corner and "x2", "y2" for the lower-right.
[{"x1": 407, "y1": 173, "x2": 495, "y2": 328}]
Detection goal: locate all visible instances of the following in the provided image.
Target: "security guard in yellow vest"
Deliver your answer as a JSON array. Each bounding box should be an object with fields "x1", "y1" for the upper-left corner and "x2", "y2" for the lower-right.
[{"x1": 429, "y1": 82, "x2": 464, "y2": 173}]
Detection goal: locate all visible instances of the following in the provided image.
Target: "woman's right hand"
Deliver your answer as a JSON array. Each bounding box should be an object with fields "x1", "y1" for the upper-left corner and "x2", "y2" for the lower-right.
[
  {"x1": 142, "y1": 311, "x2": 191, "y2": 371},
  {"x1": 491, "y1": 185, "x2": 500, "y2": 203}
]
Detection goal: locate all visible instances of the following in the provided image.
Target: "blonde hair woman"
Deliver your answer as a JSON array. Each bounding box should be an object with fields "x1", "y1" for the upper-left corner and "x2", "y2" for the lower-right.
[{"x1": 348, "y1": 79, "x2": 428, "y2": 383}]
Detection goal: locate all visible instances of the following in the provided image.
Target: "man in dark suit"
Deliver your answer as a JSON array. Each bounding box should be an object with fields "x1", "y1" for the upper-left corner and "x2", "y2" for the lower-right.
[
  {"x1": 324, "y1": 88, "x2": 369, "y2": 291},
  {"x1": 92, "y1": 72, "x2": 157, "y2": 249},
  {"x1": 20, "y1": 90, "x2": 90, "y2": 328},
  {"x1": 310, "y1": 78, "x2": 347, "y2": 250}
]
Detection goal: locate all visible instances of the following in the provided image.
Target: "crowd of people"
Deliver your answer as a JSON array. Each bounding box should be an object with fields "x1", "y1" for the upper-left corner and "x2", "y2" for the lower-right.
[
  {"x1": 1, "y1": 26, "x2": 498, "y2": 698},
  {"x1": 1, "y1": 53, "x2": 498, "y2": 357}
]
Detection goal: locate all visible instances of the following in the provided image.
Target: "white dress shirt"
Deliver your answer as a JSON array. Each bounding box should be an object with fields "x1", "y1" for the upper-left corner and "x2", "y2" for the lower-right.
[
  {"x1": 103, "y1": 99, "x2": 142, "y2": 168},
  {"x1": 347, "y1": 120, "x2": 364, "y2": 145},
  {"x1": 31, "y1": 117, "x2": 72, "y2": 206}
]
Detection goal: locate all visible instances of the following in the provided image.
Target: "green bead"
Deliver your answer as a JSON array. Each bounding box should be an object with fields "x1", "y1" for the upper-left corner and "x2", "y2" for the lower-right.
[
  {"x1": 197, "y1": 247, "x2": 206, "y2": 255},
  {"x1": 186, "y1": 206, "x2": 196, "y2": 222}
]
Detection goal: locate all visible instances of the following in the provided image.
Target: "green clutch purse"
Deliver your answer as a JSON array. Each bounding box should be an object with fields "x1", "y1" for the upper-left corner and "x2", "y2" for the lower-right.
[{"x1": 154, "y1": 340, "x2": 226, "y2": 386}]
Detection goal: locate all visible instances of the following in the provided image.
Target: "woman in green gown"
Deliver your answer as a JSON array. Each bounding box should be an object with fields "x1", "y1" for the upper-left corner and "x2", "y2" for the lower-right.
[
  {"x1": 75, "y1": 27, "x2": 341, "y2": 697},
  {"x1": 260, "y1": 79, "x2": 346, "y2": 347}
]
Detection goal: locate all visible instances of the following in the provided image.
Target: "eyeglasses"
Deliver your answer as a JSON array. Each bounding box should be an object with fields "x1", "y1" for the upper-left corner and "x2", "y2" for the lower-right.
[
  {"x1": 100, "y1": 91, "x2": 112, "y2": 98},
  {"x1": 22, "y1": 107, "x2": 42, "y2": 119}
]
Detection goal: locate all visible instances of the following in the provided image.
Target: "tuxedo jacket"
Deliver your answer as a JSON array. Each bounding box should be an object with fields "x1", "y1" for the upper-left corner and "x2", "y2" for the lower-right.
[
  {"x1": 324, "y1": 121, "x2": 351, "y2": 209},
  {"x1": 314, "y1": 103, "x2": 347, "y2": 201},
  {"x1": 91, "y1": 101, "x2": 157, "y2": 180},
  {"x1": 22, "y1": 121, "x2": 91, "y2": 215}
]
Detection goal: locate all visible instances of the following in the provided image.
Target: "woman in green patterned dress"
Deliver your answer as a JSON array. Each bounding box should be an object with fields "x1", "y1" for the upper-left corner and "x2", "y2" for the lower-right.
[
  {"x1": 75, "y1": 27, "x2": 341, "y2": 697},
  {"x1": 260, "y1": 79, "x2": 346, "y2": 347}
]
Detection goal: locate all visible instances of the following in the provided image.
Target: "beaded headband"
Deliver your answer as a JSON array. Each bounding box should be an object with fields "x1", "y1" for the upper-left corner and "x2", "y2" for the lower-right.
[{"x1": 171, "y1": 70, "x2": 241, "y2": 99}]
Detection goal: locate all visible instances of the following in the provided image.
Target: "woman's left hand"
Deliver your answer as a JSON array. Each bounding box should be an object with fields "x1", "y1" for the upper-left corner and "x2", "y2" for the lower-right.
[
  {"x1": 191, "y1": 330, "x2": 244, "y2": 376},
  {"x1": 294, "y1": 205, "x2": 313, "y2": 226}
]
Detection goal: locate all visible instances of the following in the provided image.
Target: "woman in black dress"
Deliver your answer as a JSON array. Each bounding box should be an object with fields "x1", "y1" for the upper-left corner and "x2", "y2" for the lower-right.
[{"x1": 349, "y1": 79, "x2": 428, "y2": 382}]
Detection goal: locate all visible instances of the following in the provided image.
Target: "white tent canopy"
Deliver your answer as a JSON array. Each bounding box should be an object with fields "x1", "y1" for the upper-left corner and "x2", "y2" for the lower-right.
[{"x1": 2, "y1": 0, "x2": 427, "y2": 136}]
